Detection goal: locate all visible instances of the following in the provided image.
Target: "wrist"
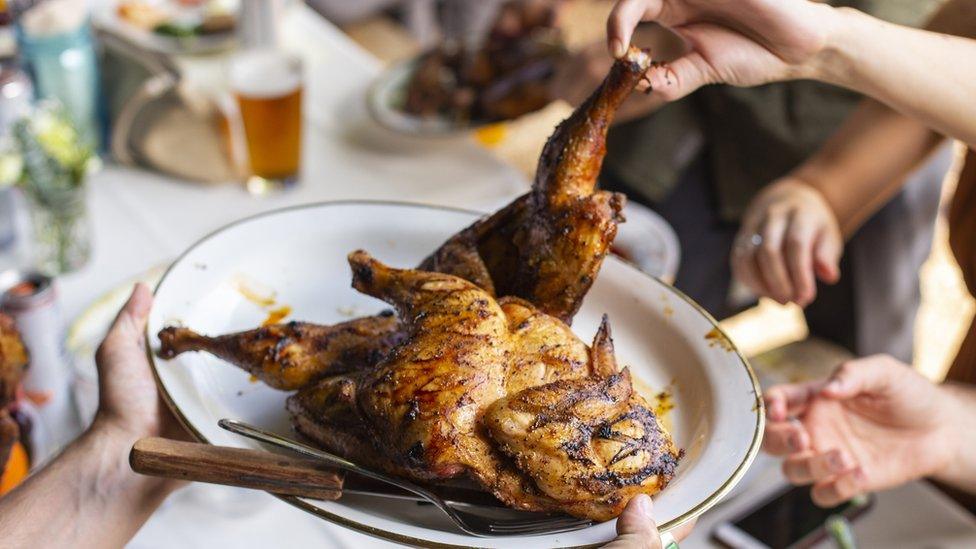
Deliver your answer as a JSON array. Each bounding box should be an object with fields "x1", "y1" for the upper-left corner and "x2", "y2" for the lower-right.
[
  {"x1": 85, "y1": 417, "x2": 182, "y2": 505},
  {"x1": 930, "y1": 384, "x2": 976, "y2": 488},
  {"x1": 805, "y1": 6, "x2": 866, "y2": 86}
]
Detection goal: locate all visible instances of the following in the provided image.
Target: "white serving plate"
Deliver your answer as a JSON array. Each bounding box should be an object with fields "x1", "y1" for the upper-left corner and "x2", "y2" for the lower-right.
[
  {"x1": 148, "y1": 201, "x2": 763, "y2": 548},
  {"x1": 614, "y1": 201, "x2": 681, "y2": 284}
]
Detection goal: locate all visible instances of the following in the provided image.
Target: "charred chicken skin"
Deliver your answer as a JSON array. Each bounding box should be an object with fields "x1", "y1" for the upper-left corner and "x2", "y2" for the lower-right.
[
  {"x1": 158, "y1": 47, "x2": 651, "y2": 386},
  {"x1": 156, "y1": 48, "x2": 676, "y2": 520},
  {"x1": 484, "y1": 321, "x2": 679, "y2": 521},
  {"x1": 290, "y1": 252, "x2": 678, "y2": 519}
]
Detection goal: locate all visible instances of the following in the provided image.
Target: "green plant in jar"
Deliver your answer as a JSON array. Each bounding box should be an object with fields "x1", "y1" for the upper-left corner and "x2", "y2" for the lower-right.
[{"x1": 2, "y1": 102, "x2": 100, "y2": 274}]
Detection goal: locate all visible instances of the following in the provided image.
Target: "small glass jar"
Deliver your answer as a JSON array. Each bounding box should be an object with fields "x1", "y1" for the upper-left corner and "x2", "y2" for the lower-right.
[{"x1": 24, "y1": 184, "x2": 92, "y2": 275}]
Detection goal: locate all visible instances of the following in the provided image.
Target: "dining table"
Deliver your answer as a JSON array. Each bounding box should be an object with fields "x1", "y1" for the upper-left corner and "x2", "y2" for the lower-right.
[{"x1": 5, "y1": 2, "x2": 976, "y2": 547}]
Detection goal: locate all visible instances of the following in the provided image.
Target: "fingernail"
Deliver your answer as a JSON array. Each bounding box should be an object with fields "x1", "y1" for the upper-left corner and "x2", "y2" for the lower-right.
[
  {"x1": 825, "y1": 379, "x2": 843, "y2": 393},
  {"x1": 611, "y1": 38, "x2": 625, "y2": 58},
  {"x1": 828, "y1": 451, "x2": 847, "y2": 472},
  {"x1": 634, "y1": 494, "x2": 653, "y2": 519}
]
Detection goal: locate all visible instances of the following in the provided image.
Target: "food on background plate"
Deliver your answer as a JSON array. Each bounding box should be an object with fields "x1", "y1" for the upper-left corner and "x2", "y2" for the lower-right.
[
  {"x1": 402, "y1": 0, "x2": 566, "y2": 124},
  {"x1": 117, "y1": 0, "x2": 236, "y2": 38},
  {"x1": 0, "y1": 314, "x2": 30, "y2": 495},
  {"x1": 157, "y1": 47, "x2": 677, "y2": 521}
]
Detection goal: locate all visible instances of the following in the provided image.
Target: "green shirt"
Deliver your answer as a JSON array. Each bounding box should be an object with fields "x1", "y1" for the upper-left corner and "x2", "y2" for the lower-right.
[{"x1": 602, "y1": 0, "x2": 942, "y2": 221}]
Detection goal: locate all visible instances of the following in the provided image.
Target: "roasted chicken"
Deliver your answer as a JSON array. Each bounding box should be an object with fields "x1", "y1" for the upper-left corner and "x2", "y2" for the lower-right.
[
  {"x1": 156, "y1": 47, "x2": 677, "y2": 521},
  {"x1": 286, "y1": 251, "x2": 679, "y2": 518},
  {"x1": 159, "y1": 46, "x2": 650, "y2": 387}
]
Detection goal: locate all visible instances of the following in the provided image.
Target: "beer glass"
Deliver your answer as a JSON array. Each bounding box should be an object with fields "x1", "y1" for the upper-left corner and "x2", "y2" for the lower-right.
[{"x1": 229, "y1": 49, "x2": 302, "y2": 192}]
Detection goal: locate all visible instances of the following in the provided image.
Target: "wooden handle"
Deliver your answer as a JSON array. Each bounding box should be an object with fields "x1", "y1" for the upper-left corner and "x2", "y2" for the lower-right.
[{"x1": 130, "y1": 437, "x2": 343, "y2": 500}]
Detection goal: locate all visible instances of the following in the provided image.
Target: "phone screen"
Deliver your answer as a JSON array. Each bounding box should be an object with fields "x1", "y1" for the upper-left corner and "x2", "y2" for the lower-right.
[{"x1": 730, "y1": 486, "x2": 868, "y2": 548}]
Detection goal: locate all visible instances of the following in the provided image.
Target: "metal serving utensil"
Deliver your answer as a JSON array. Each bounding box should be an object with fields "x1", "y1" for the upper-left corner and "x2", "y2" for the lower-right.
[{"x1": 218, "y1": 418, "x2": 593, "y2": 537}]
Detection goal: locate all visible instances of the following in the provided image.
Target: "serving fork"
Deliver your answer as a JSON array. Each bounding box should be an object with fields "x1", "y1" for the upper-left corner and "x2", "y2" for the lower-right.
[{"x1": 218, "y1": 418, "x2": 594, "y2": 537}]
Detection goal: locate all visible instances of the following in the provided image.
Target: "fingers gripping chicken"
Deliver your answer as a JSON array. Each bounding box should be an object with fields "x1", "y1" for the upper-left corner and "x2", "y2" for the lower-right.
[{"x1": 158, "y1": 48, "x2": 653, "y2": 384}]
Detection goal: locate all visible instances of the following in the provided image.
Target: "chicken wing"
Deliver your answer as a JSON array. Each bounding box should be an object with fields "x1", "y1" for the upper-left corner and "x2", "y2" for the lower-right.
[{"x1": 158, "y1": 314, "x2": 403, "y2": 390}]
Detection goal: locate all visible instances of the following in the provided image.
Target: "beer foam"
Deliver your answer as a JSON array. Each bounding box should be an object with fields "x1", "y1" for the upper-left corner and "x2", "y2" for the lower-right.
[{"x1": 230, "y1": 50, "x2": 302, "y2": 98}]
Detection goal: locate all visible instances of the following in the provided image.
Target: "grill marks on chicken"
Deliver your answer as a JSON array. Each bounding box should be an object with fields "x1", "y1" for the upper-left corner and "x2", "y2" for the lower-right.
[
  {"x1": 298, "y1": 252, "x2": 675, "y2": 519},
  {"x1": 485, "y1": 369, "x2": 679, "y2": 521},
  {"x1": 349, "y1": 250, "x2": 509, "y2": 480}
]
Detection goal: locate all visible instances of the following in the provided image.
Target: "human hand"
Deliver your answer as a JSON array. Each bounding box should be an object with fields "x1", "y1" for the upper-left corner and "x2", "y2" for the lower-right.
[
  {"x1": 601, "y1": 494, "x2": 693, "y2": 548},
  {"x1": 763, "y1": 355, "x2": 959, "y2": 506},
  {"x1": 731, "y1": 178, "x2": 842, "y2": 306},
  {"x1": 602, "y1": 495, "x2": 663, "y2": 548},
  {"x1": 92, "y1": 283, "x2": 185, "y2": 445},
  {"x1": 605, "y1": 0, "x2": 837, "y2": 102}
]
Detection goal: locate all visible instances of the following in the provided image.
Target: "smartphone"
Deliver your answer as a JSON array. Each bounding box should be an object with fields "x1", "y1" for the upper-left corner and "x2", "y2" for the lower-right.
[{"x1": 711, "y1": 485, "x2": 874, "y2": 549}]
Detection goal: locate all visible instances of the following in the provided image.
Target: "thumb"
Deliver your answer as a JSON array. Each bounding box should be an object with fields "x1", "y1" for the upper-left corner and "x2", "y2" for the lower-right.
[
  {"x1": 607, "y1": 0, "x2": 664, "y2": 58},
  {"x1": 613, "y1": 494, "x2": 662, "y2": 548},
  {"x1": 121, "y1": 282, "x2": 153, "y2": 331},
  {"x1": 644, "y1": 51, "x2": 714, "y2": 103},
  {"x1": 100, "y1": 283, "x2": 153, "y2": 354},
  {"x1": 812, "y1": 228, "x2": 841, "y2": 284}
]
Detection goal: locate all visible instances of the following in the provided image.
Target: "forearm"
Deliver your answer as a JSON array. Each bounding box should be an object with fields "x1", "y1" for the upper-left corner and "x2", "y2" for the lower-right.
[
  {"x1": 932, "y1": 383, "x2": 976, "y2": 493},
  {"x1": 0, "y1": 422, "x2": 176, "y2": 548},
  {"x1": 790, "y1": 99, "x2": 944, "y2": 236},
  {"x1": 814, "y1": 3, "x2": 976, "y2": 148}
]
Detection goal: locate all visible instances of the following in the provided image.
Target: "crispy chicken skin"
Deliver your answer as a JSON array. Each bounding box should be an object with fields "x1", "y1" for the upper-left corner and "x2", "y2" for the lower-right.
[
  {"x1": 349, "y1": 250, "x2": 510, "y2": 481},
  {"x1": 157, "y1": 49, "x2": 678, "y2": 520},
  {"x1": 287, "y1": 362, "x2": 556, "y2": 513},
  {"x1": 423, "y1": 47, "x2": 652, "y2": 323},
  {"x1": 484, "y1": 368, "x2": 680, "y2": 521},
  {"x1": 326, "y1": 252, "x2": 677, "y2": 518},
  {"x1": 158, "y1": 315, "x2": 404, "y2": 390},
  {"x1": 157, "y1": 47, "x2": 652, "y2": 384},
  {"x1": 285, "y1": 372, "x2": 419, "y2": 478},
  {"x1": 0, "y1": 314, "x2": 28, "y2": 469},
  {"x1": 499, "y1": 297, "x2": 591, "y2": 395}
]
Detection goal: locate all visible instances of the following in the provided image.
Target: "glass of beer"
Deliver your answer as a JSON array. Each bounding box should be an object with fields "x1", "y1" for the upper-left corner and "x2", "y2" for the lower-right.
[{"x1": 229, "y1": 49, "x2": 303, "y2": 193}]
